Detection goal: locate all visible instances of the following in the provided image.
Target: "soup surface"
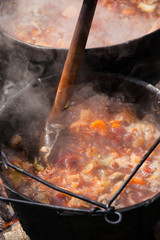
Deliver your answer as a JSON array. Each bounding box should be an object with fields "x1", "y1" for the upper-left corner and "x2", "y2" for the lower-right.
[
  {"x1": 4, "y1": 86, "x2": 160, "y2": 209},
  {"x1": 0, "y1": 0, "x2": 160, "y2": 48}
]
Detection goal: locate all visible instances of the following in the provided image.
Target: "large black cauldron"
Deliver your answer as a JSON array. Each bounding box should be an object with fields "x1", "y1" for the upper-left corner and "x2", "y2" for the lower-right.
[
  {"x1": 0, "y1": 73, "x2": 160, "y2": 240},
  {"x1": 0, "y1": 0, "x2": 160, "y2": 89}
]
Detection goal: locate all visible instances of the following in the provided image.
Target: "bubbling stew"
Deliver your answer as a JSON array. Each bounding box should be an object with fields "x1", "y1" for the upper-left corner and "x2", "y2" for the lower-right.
[
  {"x1": 0, "y1": 0, "x2": 160, "y2": 48},
  {"x1": 4, "y1": 86, "x2": 160, "y2": 210}
]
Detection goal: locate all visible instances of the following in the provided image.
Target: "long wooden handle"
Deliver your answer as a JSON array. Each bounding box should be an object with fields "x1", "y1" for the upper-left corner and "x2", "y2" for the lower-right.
[{"x1": 48, "y1": 0, "x2": 98, "y2": 122}]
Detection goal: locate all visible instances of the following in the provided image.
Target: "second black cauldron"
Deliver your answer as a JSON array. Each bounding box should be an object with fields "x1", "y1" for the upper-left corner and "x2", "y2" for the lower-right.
[{"x1": 0, "y1": 73, "x2": 160, "y2": 240}]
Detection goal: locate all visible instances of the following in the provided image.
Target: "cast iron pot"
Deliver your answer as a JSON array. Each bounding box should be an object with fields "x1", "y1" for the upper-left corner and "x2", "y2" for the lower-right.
[
  {"x1": 1, "y1": 28, "x2": 160, "y2": 84},
  {"x1": 0, "y1": 73, "x2": 160, "y2": 240},
  {"x1": 0, "y1": 0, "x2": 160, "y2": 86}
]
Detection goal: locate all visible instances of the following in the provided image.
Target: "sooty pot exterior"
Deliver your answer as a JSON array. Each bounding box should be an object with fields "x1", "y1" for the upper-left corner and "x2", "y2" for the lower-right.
[
  {"x1": 3, "y1": 182, "x2": 160, "y2": 240},
  {"x1": 0, "y1": 26, "x2": 160, "y2": 89},
  {"x1": 0, "y1": 73, "x2": 160, "y2": 240}
]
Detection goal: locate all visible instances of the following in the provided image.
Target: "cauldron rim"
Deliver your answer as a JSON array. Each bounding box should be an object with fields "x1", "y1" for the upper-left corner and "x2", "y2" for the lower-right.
[
  {"x1": 1, "y1": 72, "x2": 160, "y2": 216},
  {"x1": 1, "y1": 72, "x2": 160, "y2": 111},
  {"x1": 1, "y1": 27, "x2": 160, "y2": 51}
]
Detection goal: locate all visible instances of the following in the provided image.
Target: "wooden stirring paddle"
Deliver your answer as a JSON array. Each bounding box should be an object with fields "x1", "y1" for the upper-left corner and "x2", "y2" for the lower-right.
[
  {"x1": 48, "y1": 0, "x2": 98, "y2": 121},
  {"x1": 40, "y1": 0, "x2": 98, "y2": 164}
]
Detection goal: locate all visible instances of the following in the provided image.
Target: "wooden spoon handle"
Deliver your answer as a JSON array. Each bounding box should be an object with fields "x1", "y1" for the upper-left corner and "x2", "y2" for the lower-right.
[{"x1": 48, "y1": 0, "x2": 98, "y2": 122}]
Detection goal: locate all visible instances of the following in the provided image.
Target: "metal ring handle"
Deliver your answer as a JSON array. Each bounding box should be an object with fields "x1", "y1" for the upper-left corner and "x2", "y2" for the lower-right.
[{"x1": 104, "y1": 210, "x2": 122, "y2": 225}]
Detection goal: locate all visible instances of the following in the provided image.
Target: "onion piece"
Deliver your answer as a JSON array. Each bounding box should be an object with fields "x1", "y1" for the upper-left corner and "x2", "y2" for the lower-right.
[{"x1": 138, "y1": 2, "x2": 158, "y2": 13}]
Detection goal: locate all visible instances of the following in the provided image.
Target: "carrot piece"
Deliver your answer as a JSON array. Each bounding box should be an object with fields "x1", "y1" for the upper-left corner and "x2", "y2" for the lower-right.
[
  {"x1": 90, "y1": 120, "x2": 107, "y2": 135},
  {"x1": 143, "y1": 167, "x2": 152, "y2": 173},
  {"x1": 110, "y1": 120, "x2": 121, "y2": 128},
  {"x1": 130, "y1": 177, "x2": 147, "y2": 185},
  {"x1": 131, "y1": 128, "x2": 137, "y2": 133},
  {"x1": 2, "y1": 221, "x2": 12, "y2": 229},
  {"x1": 112, "y1": 123, "x2": 120, "y2": 128},
  {"x1": 87, "y1": 147, "x2": 97, "y2": 157}
]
